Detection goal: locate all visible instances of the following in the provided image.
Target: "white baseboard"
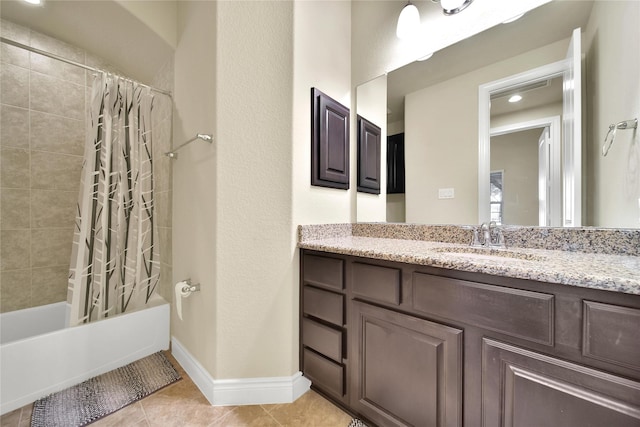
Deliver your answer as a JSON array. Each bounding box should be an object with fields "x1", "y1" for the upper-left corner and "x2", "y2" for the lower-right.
[{"x1": 171, "y1": 337, "x2": 311, "y2": 407}]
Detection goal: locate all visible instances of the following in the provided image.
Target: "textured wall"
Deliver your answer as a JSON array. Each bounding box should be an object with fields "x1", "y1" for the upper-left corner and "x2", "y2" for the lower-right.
[
  {"x1": 584, "y1": 1, "x2": 640, "y2": 228},
  {"x1": 0, "y1": 19, "x2": 173, "y2": 314},
  {"x1": 172, "y1": 0, "x2": 218, "y2": 376}
]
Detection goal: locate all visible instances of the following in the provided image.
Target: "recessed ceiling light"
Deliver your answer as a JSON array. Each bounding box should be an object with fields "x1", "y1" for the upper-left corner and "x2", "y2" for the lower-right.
[
  {"x1": 22, "y1": 0, "x2": 42, "y2": 5},
  {"x1": 508, "y1": 95, "x2": 522, "y2": 103}
]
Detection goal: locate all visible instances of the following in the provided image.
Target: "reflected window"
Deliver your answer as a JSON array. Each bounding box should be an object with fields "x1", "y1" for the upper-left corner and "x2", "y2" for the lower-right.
[{"x1": 490, "y1": 171, "x2": 504, "y2": 225}]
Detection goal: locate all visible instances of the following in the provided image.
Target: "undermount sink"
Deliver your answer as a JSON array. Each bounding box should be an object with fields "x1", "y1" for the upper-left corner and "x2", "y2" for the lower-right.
[{"x1": 432, "y1": 246, "x2": 546, "y2": 262}]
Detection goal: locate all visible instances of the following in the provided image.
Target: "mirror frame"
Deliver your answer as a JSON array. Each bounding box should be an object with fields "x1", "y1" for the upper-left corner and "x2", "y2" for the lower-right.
[{"x1": 478, "y1": 59, "x2": 571, "y2": 224}]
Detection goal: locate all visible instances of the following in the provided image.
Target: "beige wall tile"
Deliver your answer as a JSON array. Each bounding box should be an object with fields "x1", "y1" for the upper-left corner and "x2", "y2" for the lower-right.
[
  {"x1": 0, "y1": 269, "x2": 32, "y2": 312},
  {"x1": 31, "y1": 190, "x2": 77, "y2": 228},
  {"x1": 1, "y1": 147, "x2": 30, "y2": 188},
  {"x1": 1, "y1": 62, "x2": 29, "y2": 108},
  {"x1": 1, "y1": 188, "x2": 30, "y2": 229},
  {"x1": 30, "y1": 111, "x2": 84, "y2": 156},
  {"x1": 31, "y1": 265, "x2": 69, "y2": 306},
  {"x1": 1, "y1": 105, "x2": 29, "y2": 149},
  {"x1": 30, "y1": 151, "x2": 82, "y2": 190},
  {"x1": 0, "y1": 19, "x2": 30, "y2": 44},
  {"x1": 30, "y1": 227, "x2": 73, "y2": 268},
  {"x1": 0, "y1": 20, "x2": 30, "y2": 69},
  {"x1": 30, "y1": 53, "x2": 86, "y2": 87},
  {"x1": 30, "y1": 72, "x2": 84, "y2": 120},
  {"x1": 1, "y1": 229, "x2": 30, "y2": 270}
]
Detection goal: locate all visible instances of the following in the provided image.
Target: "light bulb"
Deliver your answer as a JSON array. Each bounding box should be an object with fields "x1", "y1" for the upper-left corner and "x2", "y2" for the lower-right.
[{"x1": 396, "y1": 2, "x2": 420, "y2": 40}]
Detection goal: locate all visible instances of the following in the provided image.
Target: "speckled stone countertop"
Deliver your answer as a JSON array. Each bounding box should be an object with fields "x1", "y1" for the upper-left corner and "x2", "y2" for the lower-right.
[{"x1": 298, "y1": 223, "x2": 640, "y2": 296}]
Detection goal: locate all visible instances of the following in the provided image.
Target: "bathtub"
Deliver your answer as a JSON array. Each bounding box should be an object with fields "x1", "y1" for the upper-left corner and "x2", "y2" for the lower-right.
[{"x1": 0, "y1": 295, "x2": 170, "y2": 415}]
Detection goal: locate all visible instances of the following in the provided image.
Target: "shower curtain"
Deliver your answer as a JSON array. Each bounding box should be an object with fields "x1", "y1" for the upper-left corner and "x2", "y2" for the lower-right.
[{"x1": 68, "y1": 74, "x2": 160, "y2": 326}]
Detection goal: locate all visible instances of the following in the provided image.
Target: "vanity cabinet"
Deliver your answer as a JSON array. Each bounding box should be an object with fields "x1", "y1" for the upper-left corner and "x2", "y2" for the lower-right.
[{"x1": 299, "y1": 249, "x2": 640, "y2": 426}]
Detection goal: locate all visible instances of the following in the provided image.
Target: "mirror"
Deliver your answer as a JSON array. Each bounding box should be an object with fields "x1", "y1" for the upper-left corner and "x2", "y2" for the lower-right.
[{"x1": 359, "y1": 0, "x2": 640, "y2": 228}]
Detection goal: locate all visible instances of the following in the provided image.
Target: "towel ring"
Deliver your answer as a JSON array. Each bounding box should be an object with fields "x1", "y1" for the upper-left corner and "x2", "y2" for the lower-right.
[{"x1": 602, "y1": 118, "x2": 637, "y2": 157}]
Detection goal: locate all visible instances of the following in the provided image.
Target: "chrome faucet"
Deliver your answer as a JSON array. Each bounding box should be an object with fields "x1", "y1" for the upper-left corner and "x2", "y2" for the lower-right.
[{"x1": 471, "y1": 221, "x2": 506, "y2": 248}]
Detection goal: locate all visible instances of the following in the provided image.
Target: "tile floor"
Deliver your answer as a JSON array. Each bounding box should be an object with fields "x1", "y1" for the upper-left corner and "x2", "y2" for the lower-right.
[{"x1": 0, "y1": 352, "x2": 354, "y2": 427}]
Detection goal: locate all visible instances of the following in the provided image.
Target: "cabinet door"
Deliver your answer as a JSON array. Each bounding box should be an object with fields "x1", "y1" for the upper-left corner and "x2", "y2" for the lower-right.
[
  {"x1": 386, "y1": 133, "x2": 405, "y2": 194},
  {"x1": 482, "y1": 338, "x2": 640, "y2": 427},
  {"x1": 350, "y1": 301, "x2": 462, "y2": 427}
]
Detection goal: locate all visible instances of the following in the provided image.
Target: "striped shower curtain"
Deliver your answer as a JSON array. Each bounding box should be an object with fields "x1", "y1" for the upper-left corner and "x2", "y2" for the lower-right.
[{"x1": 68, "y1": 74, "x2": 160, "y2": 326}]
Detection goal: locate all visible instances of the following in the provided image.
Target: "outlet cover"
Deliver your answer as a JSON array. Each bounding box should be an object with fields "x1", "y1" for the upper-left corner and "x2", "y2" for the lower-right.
[{"x1": 438, "y1": 188, "x2": 455, "y2": 199}]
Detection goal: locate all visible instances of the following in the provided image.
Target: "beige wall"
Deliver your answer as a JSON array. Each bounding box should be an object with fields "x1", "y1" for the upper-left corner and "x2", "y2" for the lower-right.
[
  {"x1": 292, "y1": 1, "x2": 354, "y2": 227},
  {"x1": 403, "y1": 38, "x2": 568, "y2": 225},
  {"x1": 173, "y1": 0, "x2": 352, "y2": 381},
  {"x1": 491, "y1": 129, "x2": 540, "y2": 226},
  {"x1": 172, "y1": 0, "x2": 218, "y2": 376},
  {"x1": 215, "y1": 0, "x2": 294, "y2": 379},
  {"x1": 584, "y1": 1, "x2": 640, "y2": 228}
]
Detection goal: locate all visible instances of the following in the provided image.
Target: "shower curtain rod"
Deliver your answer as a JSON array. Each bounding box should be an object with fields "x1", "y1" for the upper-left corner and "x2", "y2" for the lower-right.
[{"x1": 0, "y1": 36, "x2": 172, "y2": 98}]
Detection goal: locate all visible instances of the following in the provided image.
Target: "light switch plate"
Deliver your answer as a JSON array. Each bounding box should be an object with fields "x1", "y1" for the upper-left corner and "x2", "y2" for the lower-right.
[{"x1": 438, "y1": 188, "x2": 455, "y2": 199}]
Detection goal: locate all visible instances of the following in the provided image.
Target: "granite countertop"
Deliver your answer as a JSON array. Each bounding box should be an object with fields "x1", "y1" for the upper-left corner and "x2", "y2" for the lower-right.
[{"x1": 298, "y1": 224, "x2": 640, "y2": 296}]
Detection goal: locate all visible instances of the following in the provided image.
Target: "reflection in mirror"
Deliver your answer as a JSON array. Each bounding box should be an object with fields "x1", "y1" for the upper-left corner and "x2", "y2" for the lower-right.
[
  {"x1": 479, "y1": 25, "x2": 583, "y2": 227},
  {"x1": 364, "y1": 0, "x2": 639, "y2": 228},
  {"x1": 490, "y1": 75, "x2": 563, "y2": 227}
]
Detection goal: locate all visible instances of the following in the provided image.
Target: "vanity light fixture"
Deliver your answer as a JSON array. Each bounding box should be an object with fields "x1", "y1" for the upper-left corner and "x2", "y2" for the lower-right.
[
  {"x1": 437, "y1": 0, "x2": 474, "y2": 16},
  {"x1": 396, "y1": 1, "x2": 421, "y2": 40},
  {"x1": 508, "y1": 94, "x2": 523, "y2": 103}
]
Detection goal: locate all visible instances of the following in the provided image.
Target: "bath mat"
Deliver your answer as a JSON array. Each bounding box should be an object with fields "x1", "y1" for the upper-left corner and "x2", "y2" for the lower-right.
[
  {"x1": 31, "y1": 351, "x2": 181, "y2": 427},
  {"x1": 348, "y1": 419, "x2": 369, "y2": 427}
]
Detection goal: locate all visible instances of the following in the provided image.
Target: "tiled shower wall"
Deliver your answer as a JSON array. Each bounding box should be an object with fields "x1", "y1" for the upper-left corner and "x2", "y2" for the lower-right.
[{"x1": 0, "y1": 20, "x2": 173, "y2": 313}]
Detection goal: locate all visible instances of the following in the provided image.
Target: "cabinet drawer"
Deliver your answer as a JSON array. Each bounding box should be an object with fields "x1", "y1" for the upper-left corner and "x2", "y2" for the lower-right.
[
  {"x1": 302, "y1": 318, "x2": 343, "y2": 362},
  {"x1": 583, "y1": 301, "x2": 640, "y2": 371},
  {"x1": 303, "y1": 286, "x2": 344, "y2": 326},
  {"x1": 352, "y1": 262, "x2": 401, "y2": 305},
  {"x1": 303, "y1": 254, "x2": 344, "y2": 291},
  {"x1": 413, "y1": 273, "x2": 554, "y2": 346},
  {"x1": 303, "y1": 348, "x2": 344, "y2": 398}
]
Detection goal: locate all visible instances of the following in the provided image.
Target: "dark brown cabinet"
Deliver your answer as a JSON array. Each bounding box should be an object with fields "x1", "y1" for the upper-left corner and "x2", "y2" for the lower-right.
[
  {"x1": 482, "y1": 338, "x2": 640, "y2": 427},
  {"x1": 351, "y1": 301, "x2": 462, "y2": 427},
  {"x1": 311, "y1": 88, "x2": 350, "y2": 190},
  {"x1": 357, "y1": 116, "x2": 381, "y2": 194},
  {"x1": 299, "y1": 249, "x2": 640, "y2": 426},
  {"x1": 300, "y1": 253, "x2": 347, "y2": 403},
  {"x1": 386, "y1": 133, "x2": 405, "y2": 194}
]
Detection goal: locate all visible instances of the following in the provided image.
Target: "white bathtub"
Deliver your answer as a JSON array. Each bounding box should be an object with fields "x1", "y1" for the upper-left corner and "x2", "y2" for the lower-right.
[{"x1": 0, "y1": 295, "x2": 170, "y2": 415}]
